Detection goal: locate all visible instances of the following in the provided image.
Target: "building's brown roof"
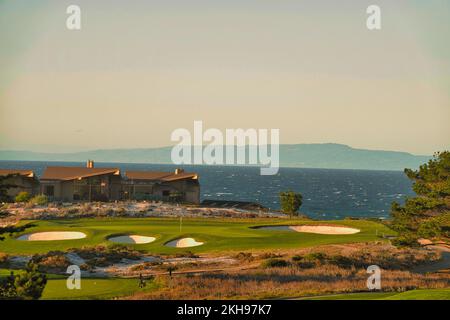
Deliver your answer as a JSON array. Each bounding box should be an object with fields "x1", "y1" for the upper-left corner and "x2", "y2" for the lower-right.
[
  {"x1": 125, "y1": 171, "x2": 198, "y2": 182},
  {"x1": 162, "y1": 172, "x2": 198, "y2": 182},
  {"x1": 0, "y1": 169, "x2": 35, "y2": 178},
  {"x1": 41, "y1": 167, "x2": 120, "y2": 181},
  {"x1": 125, "y1": 171, "x2": 173, "y2": 180}
]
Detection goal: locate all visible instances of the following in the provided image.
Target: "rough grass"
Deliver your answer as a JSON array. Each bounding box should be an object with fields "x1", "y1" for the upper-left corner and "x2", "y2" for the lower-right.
[
  {"x1": 126, "y1": 243, "x2": 449, "y2": 300},
  {"x1": 128, "y1": 266, "x2": 449, "y2": 300}
]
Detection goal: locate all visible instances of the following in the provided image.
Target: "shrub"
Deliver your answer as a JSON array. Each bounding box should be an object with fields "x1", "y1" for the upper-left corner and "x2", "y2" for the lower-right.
[
  {"x1": 31, "y1": 251, "x2": 71, "y2": 272},
  {"x1": 15, "y1": 191, "x2": 30, "y2": 203},
  {"x1": 260, "y1": 252, "x2": 282, "y2": 259},
  {"x1": 418, "y1": 219, "x2": 442, "y2": 238},
  {"x1": 29, "y1": 194, "x2": 48, "y2": 206},
  {"x1": 392, "y1": 233, "x2": 419, "y2": 247},
  {"x1": 234, "y1": 252, "x2": 254, "y2": 261},
  {"x1": 304, "y1": 252, "x2": 327, "y2": 262},
  {"x1": 261, "y1": 258, "x2": 290, "y2": 268},
  {"x1": 0, "y1": 261, "x2": 47, "y2": 300},
  {"x1": 327, "y1": 255, "x2": 354, "y2": 268},
  {"x1": 71, "y1": 245, "x2": 142, "y2": 268},
  {"x1": 175, "y1": 251, "x2": 199, "y2": 258},
  {"x1": 131, "y1": 261, "x2": 162, "y2": 271},
  {"x1": 291, "y1": 253, "x2": 327, "y2": 268},
  {"x1": 294, "y1": 261, "x2": 315, "y2": 269},
  {"x1": 291, "y1": 255, "x2": 302, "y2": 262}
]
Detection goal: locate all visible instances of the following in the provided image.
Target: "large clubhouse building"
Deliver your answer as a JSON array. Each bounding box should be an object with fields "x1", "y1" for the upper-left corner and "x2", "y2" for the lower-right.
[{"x1": 1, "y1": 160, "x2": 200, "y2": 204}]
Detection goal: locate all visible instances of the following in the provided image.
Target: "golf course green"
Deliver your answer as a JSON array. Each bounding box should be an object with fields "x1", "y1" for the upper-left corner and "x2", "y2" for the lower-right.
[
  {"x1": 41, "y1": 277, "x2": 157, "y2": 300},
  {"x1": 0, "y1": 217, "x2": 395, "y2": 254},
  {"x1": 303, "y1": 289, "x2": 450, "y2": 300}
]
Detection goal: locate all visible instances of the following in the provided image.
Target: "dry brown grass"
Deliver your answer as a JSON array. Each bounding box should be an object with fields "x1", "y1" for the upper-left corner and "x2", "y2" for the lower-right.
[
  {"x1": 124, "y1": 243, "x2": 449, "y2": 300},
  {"x1": 128, "y1": 265, "x2": 449, "y2": 300}
]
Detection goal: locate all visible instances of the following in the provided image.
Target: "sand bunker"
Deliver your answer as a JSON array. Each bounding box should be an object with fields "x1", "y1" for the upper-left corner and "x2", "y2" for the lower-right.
[
  {"x1": 109, "y1": 235, "x2": 156, "y2": 244},
  {"x1": 258, "y1": 225, "x2": 360, "y2": 235},
  {"x1": 17, "y1": 231, "x2": 87, "y2": 241},
  {"x1": 165, "y1": 237, "x2": 204, "y2": 248}
]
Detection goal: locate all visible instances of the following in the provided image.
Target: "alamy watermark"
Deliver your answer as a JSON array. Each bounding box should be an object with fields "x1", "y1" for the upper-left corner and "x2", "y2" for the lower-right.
[
  {"x1": 171, "y1": 121, "x2": 280, "y2": 175},
  {"x1": 367, "y1": 5, "x2": 382, "y2": 30},
  {"x1": 66, "y1": 265, "x2": 81, "y2": 290},
  {"x1": 66, "y1": 4, "x2": 380, "y2": 31},
  {"x1": 66, "y1": 5, "x2": 81, "y2": 30},
  {"x1": 366, "y1": 265, "x2": 381, "y2": 290}
]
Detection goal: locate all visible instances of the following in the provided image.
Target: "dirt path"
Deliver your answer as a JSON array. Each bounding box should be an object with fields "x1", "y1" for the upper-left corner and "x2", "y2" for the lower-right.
[{"x1": 412, "y1": 246, "x2": 450, "y2": 274}]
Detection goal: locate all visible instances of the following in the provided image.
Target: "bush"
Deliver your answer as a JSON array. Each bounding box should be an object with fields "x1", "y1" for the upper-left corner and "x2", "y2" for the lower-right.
[
  {"x1": 392, "y1": 233, "x2": 419, "y2": 247},
  {"x1": 327, "y1": 255, "x2": 354, "y2": 268},
  {"x1": 0, "y1": 261, "x2": 47, "y2": 300},
  {"x1": 234, "y1": 252, "x2": 254, "y2": 261},
  {"x1": 15, "y1": 191, "x2": 30, "y2": 203},
  {"x1": 261, "y1": 258, "x2": 290, "y2": 268},
  {"x1": 260, "y1": 252, "x2": 282, "y2": 259},
  {"x1": 71, "y1": 245, "x2": 142, "y2": 268},
  {"x1": 418, "y1": 219, "x2": 442, "y2": 238},
  {"x1": 131, "y1": 261, "x2": 162, "y2": 271},
  {"x1": 31, "y1": 251, "x2": 71, "y2": 272},
  {"x1": 291, "y1": 253, "x2": 328, "y2": 268},
  {"x1": 29, "y1": 194, "x2": 48, "y2": 206},
  {"x1": 294, "y1": 261, "x2": 315, "y2": 269},
  {"x1": 304, "y1": 252, "x2": 327, "y2": 262},
  {"x1": 174, "y1": 251, "x2": 199, "y2": 258},
  {"x1": 291, "y1": 255, "x2": 302, "y2": 262}
]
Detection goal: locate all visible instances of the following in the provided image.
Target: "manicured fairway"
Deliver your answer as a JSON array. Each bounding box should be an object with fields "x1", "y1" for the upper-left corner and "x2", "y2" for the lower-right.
[
  {"x1": 41, "y1": 277, "x2": 155, "y2": 300},
  {"x1": 0, "y1": 217, "x2": 395, "y2": 255},
  {"x1": 385, "y1": 289, "x2": 450, "y2": 300},
  {"x1": 303, "y1": 289, "x2": 450, "y2": 300},
  {"x1": 301, "y1": 292, "x2": 398, "y2": 300}
]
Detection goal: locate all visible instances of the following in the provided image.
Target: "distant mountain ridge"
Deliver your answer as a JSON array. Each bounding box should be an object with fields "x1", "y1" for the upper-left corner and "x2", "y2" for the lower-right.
[{"x1": 0, "y1": 144, "x2": 431, "y2": 171}]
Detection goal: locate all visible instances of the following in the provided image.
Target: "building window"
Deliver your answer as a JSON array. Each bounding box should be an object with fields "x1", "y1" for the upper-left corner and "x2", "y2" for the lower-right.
[
  {"x1": 162, "y1": 190, "x2": 170, "y2": 197},
  {"x1": 45, "y1": 185, "x2": 54, "y2": 197}
]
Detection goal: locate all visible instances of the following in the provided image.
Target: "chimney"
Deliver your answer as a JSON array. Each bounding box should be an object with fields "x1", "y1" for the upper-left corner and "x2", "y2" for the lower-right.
[
  {"x1": 86, "y1": 160, "x2": 94, "y2": 168},
  {"x1": 174, "y1": 168, "x2": 184, "y2": 175}
]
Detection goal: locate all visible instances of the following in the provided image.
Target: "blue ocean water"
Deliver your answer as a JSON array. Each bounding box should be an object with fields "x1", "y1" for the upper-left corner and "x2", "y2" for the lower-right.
[{"x1": 0, "y1": 161, "x2": 414, "y2": 220}]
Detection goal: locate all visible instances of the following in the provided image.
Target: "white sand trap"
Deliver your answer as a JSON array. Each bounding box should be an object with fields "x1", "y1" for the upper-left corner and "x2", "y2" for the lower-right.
[
  {"x1": 289, "y1": 225, "x2": 360, "y2": 235},
  {"x1": 165, "y1": 237, "x2": 204, "y2": 248},
  {"x1": 258, "y1": 225, "x2": 360, "y2": 235},
  {"x1": 109, "y1": 235, "x2": 156, "y2": 244},
  {"x1": 17, "y1": 231, "x2": 86, "y2": 241}
]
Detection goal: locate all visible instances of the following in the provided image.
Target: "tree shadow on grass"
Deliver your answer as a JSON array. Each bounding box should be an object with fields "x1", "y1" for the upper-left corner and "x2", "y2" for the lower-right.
[{"x1": 0, "y1": 223, "x2": 37, "y2": 241}]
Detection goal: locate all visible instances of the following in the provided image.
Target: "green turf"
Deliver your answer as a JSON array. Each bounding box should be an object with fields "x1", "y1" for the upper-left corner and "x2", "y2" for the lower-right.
[
  {"x1": 0, "y1": 268, "x2": 13, "y2": 277},
  {"x1": 41, "y1": 277, "x2": 155, "y2": 300},
  {"x1": 0, "y1": 217, "x2": 395, "y2": 255},
  {"x1": 385, "y1": 289, "x2": 450, "y2": 300},
  {"x1": 302, "y1": 289, "x2": 450, "y2": 300},
  {"x1": 302, "y1": 292, "x2": 398, "y2": 300}
]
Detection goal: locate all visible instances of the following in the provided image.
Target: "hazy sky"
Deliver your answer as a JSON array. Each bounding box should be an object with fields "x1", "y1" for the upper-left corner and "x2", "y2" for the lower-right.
[{"x1": 0, "y1": 0, "x2": 449, "y2": 154}]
